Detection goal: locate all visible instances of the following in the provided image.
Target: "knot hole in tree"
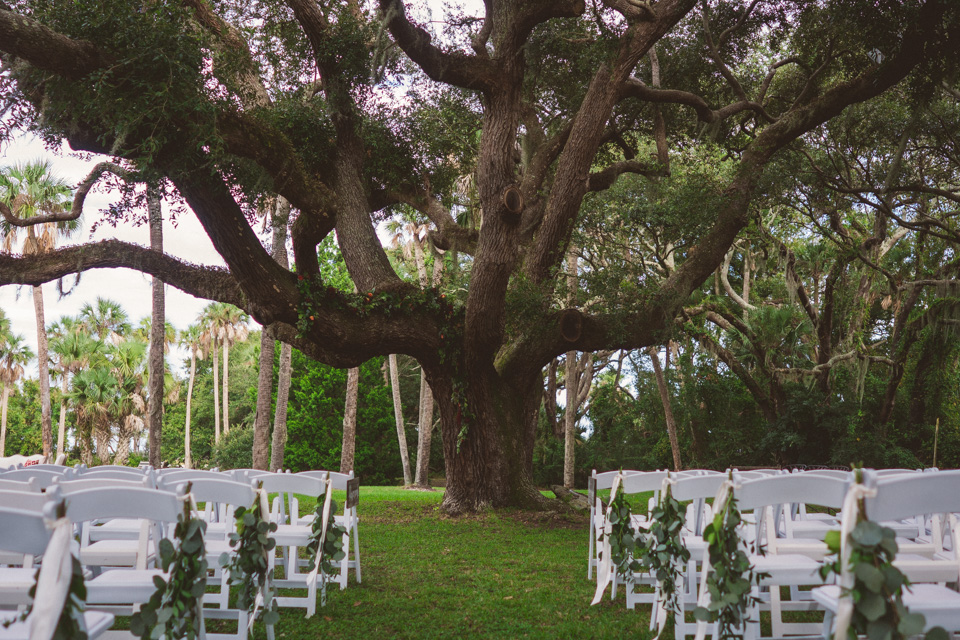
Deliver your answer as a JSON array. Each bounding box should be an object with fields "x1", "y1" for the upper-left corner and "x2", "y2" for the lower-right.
[
  {"x1": 560, "y1": 308, "x2": 582, "y2": 343},
  {"x1": 500, "y1": 185, "x2": 523, "y2": 222}
]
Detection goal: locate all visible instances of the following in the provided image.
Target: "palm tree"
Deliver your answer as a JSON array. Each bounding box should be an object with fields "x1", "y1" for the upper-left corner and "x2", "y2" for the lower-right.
[
  {"x1": 179, "y1": 324, "x2": 203, "y2": 469},
  {"x1": 110, "y1": 339, "x2": 147, "y2": 465},
  {"x1": 49, "y1": 316, "x2": 97, "y2": 457},
  {"x1": 68, "y1": 367, "x2": 117, "y2": 465},
  {"x1": 0, "y1": 160, "x2": 78, "y2": 457},
  {"x1": 0, "y1": 333, "x2": 33, "y2": 457},
  {"x1": 201, "y1": 302, "x2": 249, "y2": 438},
  {"x1": 80, "y1": 297, "x2": 131, "y2": 344},
  {"x1": 198, "y1": 304, "x2": 223, "y2": 445}
]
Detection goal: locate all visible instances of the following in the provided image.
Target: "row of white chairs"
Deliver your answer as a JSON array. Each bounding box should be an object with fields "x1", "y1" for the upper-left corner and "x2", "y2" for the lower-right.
[
  {"x1": 0, "y1": 464, "x2": 362, "y2": 639},
  {"x1": 589, "y1": 466, "x2": 958, "y2": 639}
]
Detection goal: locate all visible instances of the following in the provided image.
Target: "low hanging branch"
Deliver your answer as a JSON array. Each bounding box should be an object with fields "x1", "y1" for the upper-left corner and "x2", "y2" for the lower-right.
[{"x1": 0, "y1": 161, "x2": 128, "y2": 227}]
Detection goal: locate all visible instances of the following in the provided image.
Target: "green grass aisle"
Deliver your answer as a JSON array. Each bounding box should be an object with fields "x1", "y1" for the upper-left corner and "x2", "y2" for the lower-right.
[{"x1": 268, "y1": 487, "x2": 654, "y2": 639}]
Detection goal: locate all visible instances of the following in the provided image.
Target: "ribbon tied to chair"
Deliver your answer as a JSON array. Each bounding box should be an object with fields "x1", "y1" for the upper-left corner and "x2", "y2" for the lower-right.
[
  {"x1": 833, "y1": 481, "x2": 878, "y2": 640},
  {"x1": 29, "y1": 512, "x2": 82, "y2": 640},
  {"x1": 591, "y1": 472, "x2": 623, "y2": 606},
  {"x1": 306, "y1": 475, "x2": 335, "y2": 618}
]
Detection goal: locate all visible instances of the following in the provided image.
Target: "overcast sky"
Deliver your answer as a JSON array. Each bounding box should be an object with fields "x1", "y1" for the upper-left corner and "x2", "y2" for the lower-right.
[{"x1": 0, "y1": 135, "x2": 231, "y2": 372}]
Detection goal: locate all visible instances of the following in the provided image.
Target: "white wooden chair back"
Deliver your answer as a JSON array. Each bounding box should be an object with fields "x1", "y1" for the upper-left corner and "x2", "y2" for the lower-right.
[
  {"x1": 867, "y1": 470, "x2": 960, "y2": 522},
  {"x1": 0, "y1": 469, "x2": 63, "y2": 490},
  {"x1": 735, "y1": 473, "x2": 850, "y2": 512},
  {"x1": 0, "y1": 490, "x2": 48, "y2": 512},
  {"x1": 54, "y1": 476, "x2": 152, "y2": 494},
  {"x1": 158, "y1": 476, "x2": 256, "y2": 538},
  {"x1": 0, "y1": 478, "x2": 39, "y2": 493},
  {"x1": 0, "y1": 506, "x2": 51, "y2": 568},
  {"x1": 671, "y1": 473, "x2": 729, "y2": 536},
  {"x1": 78, "y1": 468, "x2": 154, "y2": 485},
  {"x1": 81, "y1": 465, "x2": 145, "y2": 474},
  {"x1": 875, "y1": 468, "x2": 922, "y2": 478}
]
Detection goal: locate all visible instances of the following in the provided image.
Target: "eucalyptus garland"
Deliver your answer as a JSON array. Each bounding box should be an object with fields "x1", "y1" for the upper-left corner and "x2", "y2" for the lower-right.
[
  {"x1": 599, "y1": 483, "x2": 643, "y2": 581},
  {"x1": 638, "y1": 483, "x2": 690, "y2": 616},
  {"x1": 218, "y1": 493, "x2": 281, "y2": 628},
  {"x1": 693, "y1": 488, "x2": 767, "y2": 639},
  {"x1": 130, "y1": 488, "x2": 208, "y2": 640},
  {"x1": 819, "y1": 469, "x2": 948, "y2": 640},
  {"x1": 305, "y1": 495, "x2": 348, "y2": 605}
]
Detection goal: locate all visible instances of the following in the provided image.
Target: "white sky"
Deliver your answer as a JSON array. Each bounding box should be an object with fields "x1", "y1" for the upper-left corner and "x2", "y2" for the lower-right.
[{"x1": 0, "y1": 135, "x2": 230, "y2": 372}]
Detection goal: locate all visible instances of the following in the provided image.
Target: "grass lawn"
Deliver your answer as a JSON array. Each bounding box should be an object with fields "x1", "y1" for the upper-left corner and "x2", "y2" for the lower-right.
[{"x1": 262, "y1": 486, "x2": 654, "y2": 639}]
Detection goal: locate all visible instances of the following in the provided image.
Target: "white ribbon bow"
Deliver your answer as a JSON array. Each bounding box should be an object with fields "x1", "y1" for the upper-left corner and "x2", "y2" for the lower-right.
[
  {"x1": 29, "y1": 517, "x2": 81, "y2": 640},
  {"x1": 833, "y1": 482, "x2": 877, "y2": 640},
  {"x1": 693, "y1": 478, "x2": 735, "y2": 640},
  {"x1": 305, "y1": 476, "x2": 335, "y2": 618},
  {"x1": 591, "y1": 472, "x2": 622, "y2": 605}
]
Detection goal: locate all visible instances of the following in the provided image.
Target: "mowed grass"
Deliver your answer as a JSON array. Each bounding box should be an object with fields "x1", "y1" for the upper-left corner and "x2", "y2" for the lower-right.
[{"x1": 264, "y1": 487, "x2": 654, "y2": 640}]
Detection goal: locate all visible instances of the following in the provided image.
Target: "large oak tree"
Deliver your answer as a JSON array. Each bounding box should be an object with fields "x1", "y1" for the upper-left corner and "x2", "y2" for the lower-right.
[{"x1": 0, "y1": 0, "x2": 956, "y2": 511}]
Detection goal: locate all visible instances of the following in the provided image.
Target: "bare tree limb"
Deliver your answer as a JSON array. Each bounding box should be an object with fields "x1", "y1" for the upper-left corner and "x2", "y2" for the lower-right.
[{"x1": 0, "y1": 161, "x2": 128, "y2": 227}]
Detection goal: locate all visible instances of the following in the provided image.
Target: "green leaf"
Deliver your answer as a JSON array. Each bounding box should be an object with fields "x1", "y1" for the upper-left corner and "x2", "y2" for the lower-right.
[
  {"x1": 898, "y1": 612, "x2": 926, "y2": 636},
  {"x1": 855, "y1": 563, "x2": 885, "y2": 593},
  {"x1": 859, "y1": 592, "x2": 887, "y2": 622}
]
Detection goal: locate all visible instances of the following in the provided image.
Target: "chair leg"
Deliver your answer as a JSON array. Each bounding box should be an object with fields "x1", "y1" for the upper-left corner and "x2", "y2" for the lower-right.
[
  {"x1": 352, "y1": 523, "x2": 361, "y2": 584},
  {"x1": 339, "y1": 529, "x2": 350, "y2": 590}
]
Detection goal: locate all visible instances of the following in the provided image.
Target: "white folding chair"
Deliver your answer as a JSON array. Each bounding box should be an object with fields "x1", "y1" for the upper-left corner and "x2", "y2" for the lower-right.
[
  {"x1": 0, "y1": 468, "x2": 65, "y2": 490},
  {"x1": 61, "y1": 486, "x2": 186, "y2": 638},
  {"x1": 55, "y1": 476, "x2": 155, "y2": 556},
  {"x1": 296, "y1": 470, "x2": 361, "y2": 589},
  {"x1": 0, "y1": 478, "x2": 40, "y2": 493},
  {"x1": 158, "y1": 475, "x2": 258, "y2": 640},
  {"x1": 587, "y1": 469, "x2": 646, "y2": 580},
  {"x1": 256, "y1": 473, "x2": 326, "y2": 612},
  {"x1": 812, "y1": 470, "x2": 960, "y2": 637},
  {"x1": 0, "y1": 505, "x2": 115, "y2": 638}
]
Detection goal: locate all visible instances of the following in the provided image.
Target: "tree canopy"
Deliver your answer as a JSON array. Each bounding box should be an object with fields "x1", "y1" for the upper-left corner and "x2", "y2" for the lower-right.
[{"x1": 0, "y1": 0, "x2": 958, "y2": 511}]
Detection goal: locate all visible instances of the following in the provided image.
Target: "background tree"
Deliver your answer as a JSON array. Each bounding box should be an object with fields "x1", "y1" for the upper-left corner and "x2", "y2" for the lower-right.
[
  {"x1": 0, "y1": 331, "x2": 32, "y2": 456},
  {"x1": 0, "y1": 0, "x2": 956, "y2": 510},
  {"x1": 0, "y1": 160, "x2": 77, "y2": 456}
]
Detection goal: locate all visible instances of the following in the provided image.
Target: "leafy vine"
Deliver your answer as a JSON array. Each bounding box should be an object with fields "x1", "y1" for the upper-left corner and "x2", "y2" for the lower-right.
[
  {"x1": 694, "y1": 485, "x2": 767, "y2": 639},
  {"x1": 218, "y1": 492, "x2": 280, "y2": 629},
  {"x1": 599, "y1": 483, "x2": 643, "y2": 581},
  {"x1": 305, "y1": 495, "x2": 348, "y2": 606},
  {"x1": 130, "y1": 488, "x2": 208, "y2": 640},
  {"x1": 638, "y1": 482, "x2": 691, "y2": 616}
]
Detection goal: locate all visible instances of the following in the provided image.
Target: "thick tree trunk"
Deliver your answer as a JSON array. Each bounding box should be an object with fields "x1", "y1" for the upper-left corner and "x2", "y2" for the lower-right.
[
  {"x1": 270, "y1": 342, "x2": 292, "y2": 472},
  {"x1": 57, "y1": 375, "x2": 68, "y2": 457},
  {"x1": 115, "y1": 423, "x2": 130, "y2": 465},
  {"x1": 33, "y1": 285, "x2": 53, "y2": 457},
  {"x1": 435, "y1": 368, "x2": 548, "y2": 514},
  {"x1": 414, "y1": 367, "x2": 435, "y2": 487},
  {"x1": 184, "y1": 352, "x2": 196, "y2": 469},
  {"x1": 79, "y1": 425, "x2": 93, "y2": 466},
  {"x1": 340, "y1": 365, "x2": 358, "y2": 474},
  {"x1": 147, "y1": 189, "x2": 165, "y2": 468},
  {"x1": 212, "y1": 340, "x2": 220, "y2": 445},
  {"x1": 650, "y1": 346, "x2": 682, "y2": 471},
  {"x1": 95, "y1": 427, "x2": 110, "y2": 464},
  {"x1": 222, "y1": 342, "x2": 230, "y2": 435},
  {"x1": 388, "y1": 354, "x2": 412, "y2": 485},
  {"x1": 0, "y1": 385, "x2": 8, "y2": 456},
  {"x1": 252, "y1": 330, "x2": 274, "y2": 470}
]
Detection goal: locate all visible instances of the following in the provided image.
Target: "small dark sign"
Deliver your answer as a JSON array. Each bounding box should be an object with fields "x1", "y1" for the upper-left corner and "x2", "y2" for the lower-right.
[{"x1": 346, "y1": 477, "x2": 360, "y2": 509}]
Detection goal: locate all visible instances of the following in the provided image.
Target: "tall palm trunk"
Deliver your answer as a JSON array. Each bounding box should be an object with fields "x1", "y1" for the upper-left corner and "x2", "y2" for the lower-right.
[
  {"x1": 252, "y1": 331, "x2": 274, "y2": 470},
  {"x1": 270, "y1": 343, "x2": 292, "y2": 472},
  {"x1": 413, "y1": 254, "x2": 442, "y2": 488},
  {"x1": 222, "y1": 342, "x2": 230, "y2": 435},
  {"x1": 33, "y1": 284, "x2": 53, "y2": 457},
  {"x1": 57, "y1": 375, "x2": 68, "y2": 456},
  {"x1": 255, "y1": 197, "x2": 293, "y2": 470},
  {"x1": 0, "y1": 384, "x2": 9, "y2": 456},
  {"x1": 388, "y1": 354, "x2": 412, "y2": 485},
  {"x1": 147, "y1": 189, "x2": 165, "y2": 467},
  {"x1": 563, "y1": 250, "x2": 578, "y2": 488},
  {"x1": 95, "y1": 425, "x2": 111, "y2": 464},
  {"x1": 212, "y1": 340, "x2": 220, "y2": 445},
  {"x1": 650, "y1": 346, "x2": 682, "y2": 471},
  {"x1": 184, "y1": 351, "x2": 196, "y2": 468},
  {"x1": 340, "y1": 366, "x2": 359, "y2": 474}
]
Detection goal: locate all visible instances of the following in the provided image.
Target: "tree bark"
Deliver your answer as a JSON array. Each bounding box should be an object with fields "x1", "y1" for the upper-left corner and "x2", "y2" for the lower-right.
[
  {"x1": 147, "y1": 189, "x2": 165, "y2": 468},
  {"x1": 414, "y1": 367, "x2": 435, "y2": 487},
  {"x1": 270, "y1": 342, "x2": 292, "y2": 472},
  {"x1": 184, "y1": 351, "x2": 196, "y2": 468},
  {"x1": 33, "y1": 285, "x2": 53, "y2": 457},
  {"x1": 57, "y1": 375, "x2": 68, "y2": 457},
  {"x1": 650, "y1": 346, "x2": 682, "y2": 471},
  {"x1": 0, "y1": 385, "x2": 8, "y2": 456},
  {"x1": 254, "y1": 196, "x2": 292, "y2": 470},
  {"x1": 252, "y1": 330, "x2": 274, "y2": 470},
  {"x1": 222, "y1": 342, "x2": 230, "y2": 435},
  {"x1": 388, "y1": 353, "x2": 412, "y2": 485},
  {"x1": 115, "y1": 423, "x2": 130, "y2": 465},
  {"x1": 340, "y1": 365, "x2": 358, "y2": 474},
  {"x1": 212, "y1": 339, "x2": 220, "y2": 445},
  {"x1": 563, "y1": 350, "x2": 578, "y2": 488}
]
